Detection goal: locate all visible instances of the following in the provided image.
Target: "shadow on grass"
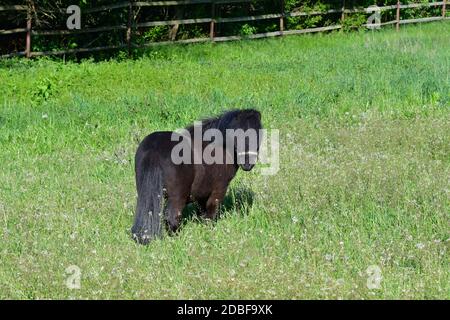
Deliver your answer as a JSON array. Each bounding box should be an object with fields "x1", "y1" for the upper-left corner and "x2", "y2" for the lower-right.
[{"x1": 181, "y1": 187, "x2": 255, "y2": 223}]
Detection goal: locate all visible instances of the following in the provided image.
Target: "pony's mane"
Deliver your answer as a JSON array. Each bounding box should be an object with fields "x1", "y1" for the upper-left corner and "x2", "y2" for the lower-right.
[{"x1": 186, "y1": 109, "x2": 261, "y2": 134}]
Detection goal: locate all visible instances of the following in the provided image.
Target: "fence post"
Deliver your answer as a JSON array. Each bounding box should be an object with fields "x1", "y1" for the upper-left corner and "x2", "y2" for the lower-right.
[
  {"x1": 25, "y1": 6, "x2": 31, "y2": 58},
  {"x1": 396, "y1": 0, "x2": 400, "y2": 31},
  {"x1": 127, "y1": 1, "x2": 133, "y2": 56},
  {"x1": 341, "y1": 0, "x2": 346, "y2": 23},
  {"x1": 280, "y1": 0, "x2": 285, "y2": 34},
  {"x1": 210, "y1": 1, "x2": 215, "y2": 41},
  {"x1": 443, "y1": 0, "x2": 447, "y2": 18}
]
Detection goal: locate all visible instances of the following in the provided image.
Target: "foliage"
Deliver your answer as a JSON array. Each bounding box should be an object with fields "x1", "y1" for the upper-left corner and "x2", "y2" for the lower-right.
[
  {"x1": 239, "y1": 23, "x2": 257, "y2": 36},
  {"x1": 142, "y1": 26, "x2": 170, "y2": 43},
  {"x1": 342, "y1": 13, "x2": 368, "y2": 31}
]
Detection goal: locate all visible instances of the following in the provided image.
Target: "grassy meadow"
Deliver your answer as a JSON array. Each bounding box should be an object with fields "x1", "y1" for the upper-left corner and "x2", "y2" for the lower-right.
[{"x1": 0, "y1": 22, "x2": 449, "y2": 299}]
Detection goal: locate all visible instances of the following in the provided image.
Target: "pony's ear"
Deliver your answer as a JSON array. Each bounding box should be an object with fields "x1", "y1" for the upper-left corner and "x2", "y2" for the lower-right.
[
  {"x1": 246, "y1": 109, "x2": 261, "y2": 122},
  {"x1": 238, "y1": 109, "x2": 261, "y2": 123}
]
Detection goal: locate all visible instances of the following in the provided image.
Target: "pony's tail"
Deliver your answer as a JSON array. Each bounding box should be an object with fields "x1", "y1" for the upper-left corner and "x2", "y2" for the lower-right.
[{"x1": 131, "y1": 163, "x2": 164, "y2": 244}]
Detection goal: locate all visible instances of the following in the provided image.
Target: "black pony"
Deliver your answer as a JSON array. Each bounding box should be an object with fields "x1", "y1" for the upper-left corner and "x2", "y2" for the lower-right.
[{"x1": 131, "y1": 109, "x2": 262, "y2": 244}]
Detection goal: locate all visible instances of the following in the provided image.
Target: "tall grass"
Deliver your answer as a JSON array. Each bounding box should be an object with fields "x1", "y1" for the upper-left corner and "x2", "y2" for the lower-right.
[{"x1": 0, "y1": 22, "x2": 449, "y2": 299}]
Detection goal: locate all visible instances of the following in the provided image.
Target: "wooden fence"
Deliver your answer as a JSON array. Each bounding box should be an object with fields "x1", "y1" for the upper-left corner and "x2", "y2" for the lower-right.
[{"x1": 0, "y1": 1, "x2": 448, "y2": 58}]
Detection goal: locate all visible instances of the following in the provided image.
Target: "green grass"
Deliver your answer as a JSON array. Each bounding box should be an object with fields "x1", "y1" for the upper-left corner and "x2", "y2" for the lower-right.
[{"x1": 0, "y1": 22, "x2": 449, "y2": 299}]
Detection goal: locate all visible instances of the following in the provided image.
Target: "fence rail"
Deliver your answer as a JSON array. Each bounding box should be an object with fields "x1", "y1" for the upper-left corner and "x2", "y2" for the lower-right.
[
  {"x1": 0, "y1": 5, "x2": 27, "y2": 11},
  {"x1": 0, "y1": 1, "x2": 448, "y2": 58}
]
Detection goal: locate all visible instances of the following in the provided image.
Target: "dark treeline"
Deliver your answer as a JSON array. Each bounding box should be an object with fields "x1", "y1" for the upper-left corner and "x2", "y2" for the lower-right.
[{"x1": 0, "y1": 0, "x2": 444, "y2": 58}]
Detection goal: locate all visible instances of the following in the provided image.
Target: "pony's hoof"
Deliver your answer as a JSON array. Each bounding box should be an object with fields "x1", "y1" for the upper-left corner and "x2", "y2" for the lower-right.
[{"x1": 131, "y1": 232, "x2": 152, "y2": 245}]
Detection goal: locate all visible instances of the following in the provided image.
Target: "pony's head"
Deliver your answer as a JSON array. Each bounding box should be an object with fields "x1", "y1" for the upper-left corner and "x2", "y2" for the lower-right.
[
  {"x1": 222, "y1": 109, "x2": 262, "y2": 171},
  {"x1": 189, "y1": 108, "x2": 263, "y2": 170}
]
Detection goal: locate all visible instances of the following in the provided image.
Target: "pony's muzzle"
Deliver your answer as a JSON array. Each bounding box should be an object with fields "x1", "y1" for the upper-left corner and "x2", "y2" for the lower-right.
[
  {"x1": 237, "y1": 151, "x2": 258, "y2": 171},
  {"x1": 241, "y1": 163, "x2": 255, "y2": 171}
]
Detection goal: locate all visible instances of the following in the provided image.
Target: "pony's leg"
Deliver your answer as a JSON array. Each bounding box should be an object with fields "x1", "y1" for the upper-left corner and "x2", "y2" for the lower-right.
[
  {"x1": 196, "y1": 199, "x2": 207, "y2": 217},
  {"x1": 204, "y1": 191, "x2": 226, "y2": 221},
  {"x1": 165, "y1": 195, "x2": 188, "y2": 233}
]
